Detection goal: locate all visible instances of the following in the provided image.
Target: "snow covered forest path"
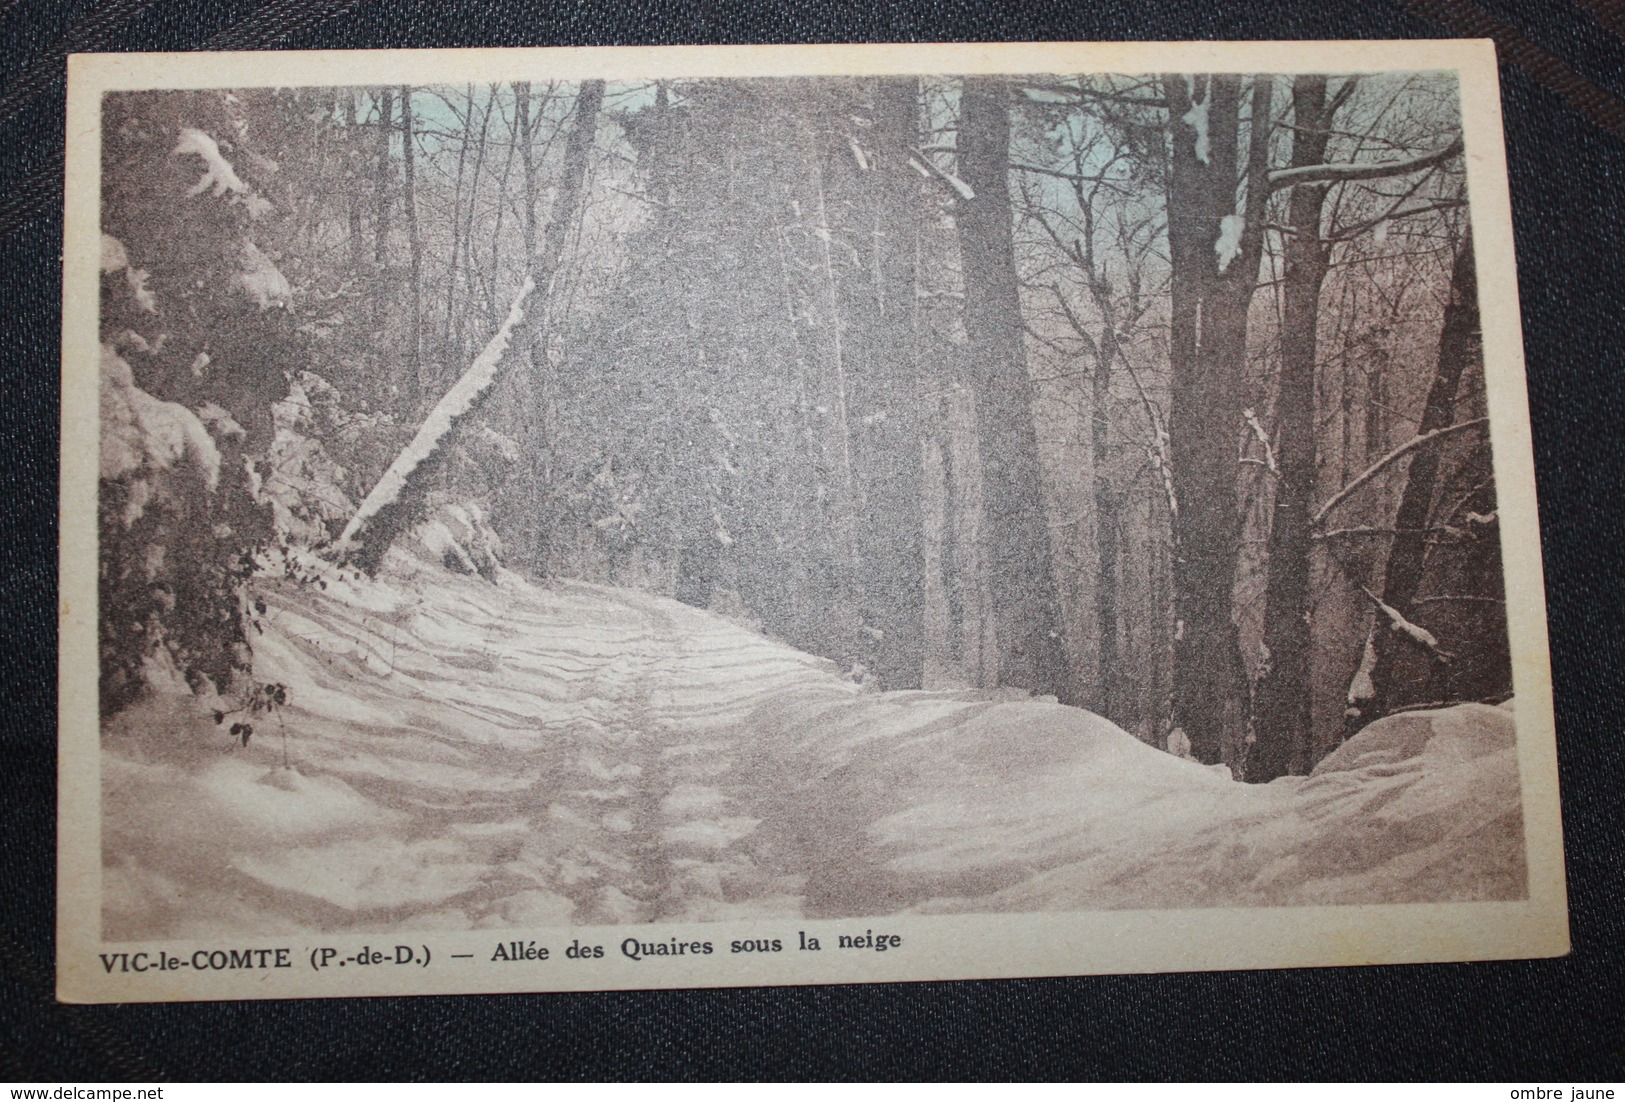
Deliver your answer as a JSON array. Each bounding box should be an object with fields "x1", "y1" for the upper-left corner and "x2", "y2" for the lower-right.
[{"x1": 102, "y1": 550, "x2": 1528, "y2": 941}]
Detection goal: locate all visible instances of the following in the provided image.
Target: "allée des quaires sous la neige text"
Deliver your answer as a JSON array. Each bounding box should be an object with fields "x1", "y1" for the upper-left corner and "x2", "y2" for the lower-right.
[{"x1": 486, "y1": 929, "x2": 901, "y2": 963}]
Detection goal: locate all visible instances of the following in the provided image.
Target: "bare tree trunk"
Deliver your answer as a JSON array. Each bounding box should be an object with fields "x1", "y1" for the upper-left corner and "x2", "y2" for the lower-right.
[
  {"x1": 1252, "y1": 75, "x2": 1334, "y2": 781},
  {"x1": 921, "y1": 409, "x2": 953, "y2": 682},
  {"x1": 955, "y1": 77, "x2": 1082, "y2": 706},
  {"x1": 518, "y1": 80, "x2": 603, "y2": 575},
  {"x1": 400, "y1": 86, "x2": 425, "y2": 406},
  {"x1": 442, "y1": 86, "x2": 473, "y2": 351},
  {"x1": 946, "y1": 385, "x2": 997, "y2": 688},
  {"x1": 344, "y1": 91, "x2": 364, "y2": 275},
  {"x1": 371, "y1": 88, "x2": 418, "y2": 411},
  {"x1": 1351, "y1": 235, "x2": 1480, "y2": 731},
  {"x1": 836, "y1": 77, "x2": 927, "y2": 691},
  {"x1": 516, "y1": 81, "x2": 538, "y2": 260},
  {"x1": 1162, "y1": 74, "x2": 1272, "y2": 764},
  {"x1": 808, "y1": 152, "x2": 859, "y2": 583},
  {"x1": 454, "y1": 91, "x2": 493, "y2": 358},
  {"x1": 537, "y1": 85, "x2": 600, "y2": 293},
  {"x1": 372, "y1": 88, "x2": 394, "y2": 325},
  {"x1": 1074, "y1": 213, "x2": 1126, "y2": 722},
  {"x1": 1091, "y1": 352, "x2": 1122, "y2": 725}
]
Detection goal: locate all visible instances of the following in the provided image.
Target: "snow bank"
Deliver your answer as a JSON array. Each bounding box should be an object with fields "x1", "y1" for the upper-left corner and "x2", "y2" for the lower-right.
[{"x1": 102, "y1": 544, "x2": 1528, "y2": 939}]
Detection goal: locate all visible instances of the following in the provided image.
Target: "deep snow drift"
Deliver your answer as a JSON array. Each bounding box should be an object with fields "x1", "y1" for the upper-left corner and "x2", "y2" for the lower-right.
[{"x1": 102, "y1": 546, "x2": 1527, "y2": 940}]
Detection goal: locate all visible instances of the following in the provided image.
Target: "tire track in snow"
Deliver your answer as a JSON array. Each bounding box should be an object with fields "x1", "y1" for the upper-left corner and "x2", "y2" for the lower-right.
[
  {"x1": 559, "y1": 588, "x2": 771, "y2": 925},
  {"x1": 541, "y1": 586, "x2": 703, "y2": 925}
]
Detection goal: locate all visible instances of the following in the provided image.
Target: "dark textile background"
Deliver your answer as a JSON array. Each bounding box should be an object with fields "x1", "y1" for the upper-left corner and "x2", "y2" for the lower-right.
[{"x1": 3, "y1": 0, "x2": 1621, "y2": 1081}]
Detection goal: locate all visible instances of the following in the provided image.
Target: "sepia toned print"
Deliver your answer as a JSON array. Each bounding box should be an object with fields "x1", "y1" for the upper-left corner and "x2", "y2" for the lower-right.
[{"x1": 59, "y1": 41, "x2": 1566, "y2": 1004}]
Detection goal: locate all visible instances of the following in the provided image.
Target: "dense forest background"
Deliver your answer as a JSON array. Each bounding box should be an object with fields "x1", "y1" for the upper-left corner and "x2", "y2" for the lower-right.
[{"x1": 98, "y1": 70, "x2": 1511, "y2": 781}]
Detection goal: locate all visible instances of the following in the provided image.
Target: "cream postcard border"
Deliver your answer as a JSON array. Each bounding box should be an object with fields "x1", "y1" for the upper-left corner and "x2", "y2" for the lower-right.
[{"x1": 58, "y1": 39, "x2": 1568, "y2": 1004}]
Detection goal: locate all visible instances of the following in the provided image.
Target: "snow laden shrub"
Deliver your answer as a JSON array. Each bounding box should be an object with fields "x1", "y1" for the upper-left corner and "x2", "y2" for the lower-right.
[
  {"x1": 410, "y1": 423, "x2": 524, "y2": 580},
  {"x1": 260, "y1": 371, "x2": 357, "y2": 544},
  {"x1": 98, "y1": 345, "x2": 259, "y2": 713},
  {"x1": 402, "y1": 498, "x2": 506, "y2": 580},
  {"x1": 544, "y1": 454, "x2": 649, "y2": 579},
  {"x1": 98, "y1": 91, "x2": 299, "y2": 716},
  {"x1": 103, "y1": 92, "x2": 301, "y2": 448}
]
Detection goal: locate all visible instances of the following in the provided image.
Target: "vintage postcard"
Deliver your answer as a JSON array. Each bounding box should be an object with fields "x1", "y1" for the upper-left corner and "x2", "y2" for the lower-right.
[{"x1": 59, "y1": 40, "x2": 1568, "y2": 1003}]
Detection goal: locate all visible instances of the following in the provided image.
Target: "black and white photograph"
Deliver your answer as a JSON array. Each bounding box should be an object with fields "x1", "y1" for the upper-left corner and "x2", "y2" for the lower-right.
[{"x1": 57, "y1": 41, "x2": 1567, "y2": 1003}]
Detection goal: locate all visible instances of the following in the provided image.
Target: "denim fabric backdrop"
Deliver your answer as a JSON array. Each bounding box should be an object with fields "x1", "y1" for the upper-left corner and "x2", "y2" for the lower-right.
[{"x1": 2, "y1": 0, "x2": 1621, "y2": 1081}]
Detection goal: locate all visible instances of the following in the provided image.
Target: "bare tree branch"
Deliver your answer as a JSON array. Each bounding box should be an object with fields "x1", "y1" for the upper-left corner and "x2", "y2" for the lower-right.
[
  {"x1": 1310, "y1": 417, "x2": 1489, "y2": 527},
  {"x1": 1315, "y1": 524, "x2": 1471, "y2": 541},
  {"x1": 1009, "y1": 160, "x2": 1124, "y2": 187},
  {"x1": 1327, "y1": 75, "x2": 1360, "y2": 117},
  {"x1": 1268, "y1": 134, "x2": 1463, "y2": 192},
  {"x1": 1118, "y1": 347, "x2": 1177, "y2": 521},
  {"x1": 1329, "y1": 197, "x2": 1467, "y2": 242},
  {"x1": 1018, "y1": 80, "x2": 1167, "y2": 108}
]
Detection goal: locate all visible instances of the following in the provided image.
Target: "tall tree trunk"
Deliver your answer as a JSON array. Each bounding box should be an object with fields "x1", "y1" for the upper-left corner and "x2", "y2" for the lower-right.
[
  {"x1": 1076, "y1": 214, "x2": 1124, "y2": 722},
  {"x1": 946, "y1": 384, "x2": 996, "y2": 687},
  {"x1": 954, "y1": 77, "x2": 1082, "y2": 706},
  {"x1": 511, "y1": 78, "x2": 541, "y2": 567},
  {"x1": 518, "y1": 80, "x2": 603, "y2": 575},
  {"x1": 808, "y1": 151, "x2": 860, "y2": 592},
  {"x1": 454, "y1": 91, "x2": 492, "y2": 358},
  {"x1": 442, "y1": 85, "x2": 473, "y2": 351},
  {"x1": 515, "y1": 81, "x2": 538, "y2": 260},
  {"x1": 400, "y1": 86, "x2": 425, "y2": 407},
  {"x1": 372, "y1": 87, "x2": 395, "y2": 349},
  {"x1": 836, "y1": 77, "x2": 927, "y2": 691},
  {"x1": 1162, "y1": 74, "x2": 1273, "y2": 765},
  {"x1": 1251, "y1": 75, "x2": 1334, "y2": 781},
  {"x1": 1092, "y1": 320, "x2": 1122, "y2": 721},
  {"x1": 344, "y1": 91, "x2": 364, "y2": 275},
  {"x1": 1351, "y1": 235, "x2": 1481, "y2": 730},
  {"x1": 536, "y1": 84, "x2": 600, "y2": 292}
]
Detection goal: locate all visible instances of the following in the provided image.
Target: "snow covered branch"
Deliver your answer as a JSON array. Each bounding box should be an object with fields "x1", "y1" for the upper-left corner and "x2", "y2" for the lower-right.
[
  {"x1": 1017, "y1": 80, "x2": 1166, "y2": 108},
  {"x1": 1268, "y1": 134, "x2": 1464, "y2": 193},
  {"x1": 1361, "y1": 586, "x2": 1454, "y2": 663},
  {"x1": 1310, "y1": 417, "x2": 1489, "y2": 528},
  {"x1": 1241, "y1": 407, "x2": 1278, "y2": 475},
  {"x1": 1120, "y1": 348, "x2": 1177, "y2": 520},
  {"x1": 1345, "y1": 630, "x2": 1378, "y2": 713},
  {"x1": 1315, "y1": 524, "x2": 1473, "y2": 542},
  {"x1": 173, "y1": 127, "x2": 273, "y2": 218},
  {"x1": 907, "y1": 147, "x2": 975, "y2": 201},
  {"x1": 174, "y1": 127, "x2": 250, "y2": 197},
  {"x1": 336, "y1": 277, "x2": 535, "y2": 562}
]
